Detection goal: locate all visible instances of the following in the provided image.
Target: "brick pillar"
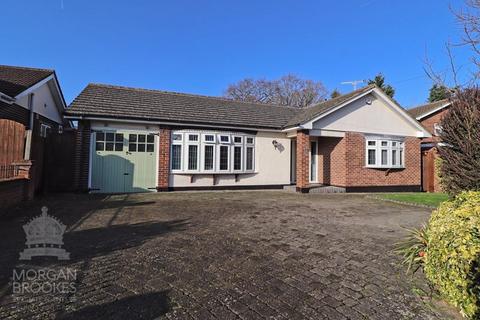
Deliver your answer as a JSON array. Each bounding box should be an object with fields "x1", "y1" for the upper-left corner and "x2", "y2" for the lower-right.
[
  {"x1": 157, "y1": 127, "x2": 171, "y2": 191},
  {"x1": 296, "y1": 130, "x2": 310, "y2": 193},
  {"x1": 73, "y1": 121, "x2": 91, "y2": 192},
  {"x1": 13, "y1": 160, "x2": 34, "y2": 200}
]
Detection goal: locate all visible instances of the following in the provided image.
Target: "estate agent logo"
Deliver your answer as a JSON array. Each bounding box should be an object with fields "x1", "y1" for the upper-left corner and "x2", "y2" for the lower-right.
[{"x1": 19, "y1": 206, "x2": 70, "y2": 260}]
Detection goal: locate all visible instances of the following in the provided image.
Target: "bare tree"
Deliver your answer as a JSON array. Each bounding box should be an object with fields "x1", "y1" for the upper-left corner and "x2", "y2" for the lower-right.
[
  {"x1": 224, "y1": 74, "x2": 328, "y2": 108},
  {"x1": 438, "y1": 87, "x2": 480, "y2": 194}
]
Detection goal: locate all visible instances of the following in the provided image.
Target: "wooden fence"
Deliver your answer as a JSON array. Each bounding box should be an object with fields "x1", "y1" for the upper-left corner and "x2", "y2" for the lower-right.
[
  {"x1": 0, "y1": 164, "x2": 20, "y2": 180},
  {"x1": 0, "y1": 119, "x2": 26, "y2": 166}
]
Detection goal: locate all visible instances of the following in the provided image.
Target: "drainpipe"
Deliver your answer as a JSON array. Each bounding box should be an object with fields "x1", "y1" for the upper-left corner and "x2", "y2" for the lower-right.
[{"x1": 24, "y1": 93, "x2": 34, "y2": 160}]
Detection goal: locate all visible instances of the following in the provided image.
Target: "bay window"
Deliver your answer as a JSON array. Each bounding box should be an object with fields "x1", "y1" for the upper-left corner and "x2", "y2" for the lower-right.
[
  {"x1": 171, "y1": 130, "x2": 255, "y2": 174},
  {"x1": 365, "y1": 138, "x2": 405, "y2": 168}
]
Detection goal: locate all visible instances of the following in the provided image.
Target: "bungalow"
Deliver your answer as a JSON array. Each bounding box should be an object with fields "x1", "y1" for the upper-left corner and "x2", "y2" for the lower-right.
[
  {"x1": 65, "y1": 83, "x2": 431, "y2": 193},
  {"x1": 408, "y1": 99, "x2": 451, "y2": 192},
  {"x1": 0, "y1": 65, "x2": 68, "y2": 207}
]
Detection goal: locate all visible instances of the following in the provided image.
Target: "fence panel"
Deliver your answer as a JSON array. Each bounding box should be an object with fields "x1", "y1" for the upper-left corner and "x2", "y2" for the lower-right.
[{"x1": 0, "y1": 119, "x2": 26, "y2": 166}]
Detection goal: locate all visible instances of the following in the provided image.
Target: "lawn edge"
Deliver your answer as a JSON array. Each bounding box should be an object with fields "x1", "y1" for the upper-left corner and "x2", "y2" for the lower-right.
[{"x1": 366, "y1": 195, "x2": 437, "y2": 209}]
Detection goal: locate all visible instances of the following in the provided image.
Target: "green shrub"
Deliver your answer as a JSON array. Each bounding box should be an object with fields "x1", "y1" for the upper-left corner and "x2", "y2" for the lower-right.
[
  {"x1": 395, "y1": 224, "x2": 429, "y2": 274},
  {"x1": 424, "y1": 191, "x2": 480, "y2": 318}
]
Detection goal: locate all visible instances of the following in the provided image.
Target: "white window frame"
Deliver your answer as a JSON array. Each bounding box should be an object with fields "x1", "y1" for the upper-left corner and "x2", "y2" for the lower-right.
[
  {"x1": 365, "y1": 138, "x2": 405, "y2": 169},
  {"x1": 217, "y1": 144, "x2": 230, "y2": 172},
  {"x1": 171, "y1": 131, "x2": 256, "y2": 174},
  {"x1": 245, "y1": 136, "x2": 255, "y2": 172},
  {"x1": 185, "y1": 134, "x2": 200, "y2": 172},
  {"x1": 40, "y1": 124, "x2": 51, "y2": 138},
  {"x1": 171, "y1": 133, "x2": 184, "y2": 172},
  {"x1": 202, "y1": 138, "x2": 216, "y2": 172},
  {"x1": 433, "y1": 123, "x2": 443, "y2": 136}
]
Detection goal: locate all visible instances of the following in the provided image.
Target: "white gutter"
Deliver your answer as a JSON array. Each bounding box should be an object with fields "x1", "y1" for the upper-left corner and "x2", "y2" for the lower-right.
[{"x1": 63, "y1": 115, "x2": 284, "y2": 133}]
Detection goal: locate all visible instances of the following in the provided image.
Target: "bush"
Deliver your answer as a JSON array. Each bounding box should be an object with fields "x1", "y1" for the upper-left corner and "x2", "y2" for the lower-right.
[
  {"x1": 438, "y1": 89, "x2": 480, "y2": 195},
  {"x1": 395, "y1": 225, "x2": 429, "y2": 274},
  {"x1": 424, "y1": 191, "x2": 480, "y2": 318}
]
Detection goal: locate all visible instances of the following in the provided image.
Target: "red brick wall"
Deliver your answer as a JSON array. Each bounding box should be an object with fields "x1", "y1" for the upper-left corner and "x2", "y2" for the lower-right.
[
  {"x1": 317, "y1": 137, "x2": 346, "y2": 186},
  {"x1": 0, "y1": 179, "x2": 29, "y2": 209},
  {"x1": 157, "y1": 127, "x2": 171, "y2": 191},
  {"x1": 419, "y1": 108, "x2": 449, "y2": 143},
  {"x1": 344, "y1": 132, "x2": 421, "y2": 188},
  {"x1": 73, "y1": 121, "x2": 91, "y2": 192},
  {"x1": 296, "y1": 130, "x2": 310, "y2": 191}
]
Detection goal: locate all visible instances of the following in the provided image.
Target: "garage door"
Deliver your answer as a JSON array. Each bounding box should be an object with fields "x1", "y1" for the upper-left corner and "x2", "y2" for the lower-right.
[{"x1": 91, "y1": 130, "x2": 157, "y2": 193}]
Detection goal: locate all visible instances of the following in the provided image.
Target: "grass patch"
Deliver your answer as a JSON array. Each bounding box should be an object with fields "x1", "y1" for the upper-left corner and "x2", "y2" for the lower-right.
[{"x1": 377, "y1": 193, "x2": 449, "y2": 207}]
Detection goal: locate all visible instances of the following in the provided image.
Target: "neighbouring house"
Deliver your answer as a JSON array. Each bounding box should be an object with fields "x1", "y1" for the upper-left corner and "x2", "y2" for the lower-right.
[
  {"x1": 408, "y1": 99, "x2": 451, "y2": 193},
  {"x1": 0, "y1": 65, "x2": 69, "y2": 208},
  {"x1": 65, "y1": 83, "x2": 431, "y2": 194}
]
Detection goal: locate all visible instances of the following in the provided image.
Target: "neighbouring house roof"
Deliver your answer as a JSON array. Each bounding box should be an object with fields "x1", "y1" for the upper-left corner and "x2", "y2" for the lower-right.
[
  {"x1": 284, "y1": 85, "x2": 376, "y2": 128},
  {"x1": 0, "y1": 65, "x2": 54, "y2": 97},
  {"x1": 66, "y1": 83, "x2": 301, "y2": 130},
  {"x1": 407, "y1": 99, "x2": 451, "y2": 120}
]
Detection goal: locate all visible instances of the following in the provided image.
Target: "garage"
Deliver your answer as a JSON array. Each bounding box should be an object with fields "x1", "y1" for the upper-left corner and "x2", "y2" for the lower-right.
[{"x1": 90, "y1": 130, "x2": 157, "y2": 193}]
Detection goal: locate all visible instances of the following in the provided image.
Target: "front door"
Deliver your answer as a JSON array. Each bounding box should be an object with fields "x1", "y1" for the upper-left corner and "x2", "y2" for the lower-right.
[{"x1": 310, "y1": 141, "x2": 318, "y2": 183}]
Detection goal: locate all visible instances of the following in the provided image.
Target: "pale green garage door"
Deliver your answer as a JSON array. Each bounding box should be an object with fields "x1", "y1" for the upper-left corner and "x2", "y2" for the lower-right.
[{"x1": 91, "y1": 130, "x2": 157, "y2": 193}]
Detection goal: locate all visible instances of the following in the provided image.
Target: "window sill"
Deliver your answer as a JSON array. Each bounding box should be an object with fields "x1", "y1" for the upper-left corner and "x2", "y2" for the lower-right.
[
  {"x1": 171, "y1": 171, "x2": 256, "y2": 175},
  {"x1": 365, "y1": 166, "x2": 405, "y2": 170}
]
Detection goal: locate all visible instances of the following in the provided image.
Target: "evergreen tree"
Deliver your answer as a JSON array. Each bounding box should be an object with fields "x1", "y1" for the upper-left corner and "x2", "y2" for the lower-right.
[
  {"x1": 330, "y1": 89, "x2": 341, "y2": 99},
  {"x1": 428, "y1": 84, "x2": 452, "y2": 102},
  {"x1": 367, "y1": 73, "x2": 395, "y2": 98}
]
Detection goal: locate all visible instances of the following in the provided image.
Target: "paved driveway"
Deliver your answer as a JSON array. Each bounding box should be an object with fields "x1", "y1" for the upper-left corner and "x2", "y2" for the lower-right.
[{"x1": 0, "y1": 192, "x2": 450, "y2": 319}]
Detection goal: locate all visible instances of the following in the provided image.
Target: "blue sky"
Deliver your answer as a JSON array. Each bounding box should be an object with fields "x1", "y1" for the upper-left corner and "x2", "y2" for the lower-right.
[{"x1": 0, "y1": 0, "x2": 473, "y2": 108}]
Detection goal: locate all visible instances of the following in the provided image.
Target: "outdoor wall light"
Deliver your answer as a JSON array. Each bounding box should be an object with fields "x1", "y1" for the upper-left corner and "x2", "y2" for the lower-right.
[{"x1": 272, "y1": 140, "x2": 279, "y2": 149}]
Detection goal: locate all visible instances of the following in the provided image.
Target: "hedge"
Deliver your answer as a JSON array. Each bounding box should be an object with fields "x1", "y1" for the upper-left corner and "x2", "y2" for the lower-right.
[{"x1": 424, "y1": 191, "x2": 480, "y2": 318}]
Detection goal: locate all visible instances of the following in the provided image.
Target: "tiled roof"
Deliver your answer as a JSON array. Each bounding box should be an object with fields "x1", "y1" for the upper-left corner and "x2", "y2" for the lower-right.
[
  {"x1": 407, "y1": 99, "x2": 450, "y2": 119},
  {"x1": 66, "y1": 83, "x2": 406, "y2": 131},
  {"x1": 0, "y1": 65, "x2": 54, "y2": 97},
  {"x1": 284, "y1": 85, "x2": 376, "y2": 127},
  {"x1": 66, "y1": 84, "x2": 302, "y2": 130}
]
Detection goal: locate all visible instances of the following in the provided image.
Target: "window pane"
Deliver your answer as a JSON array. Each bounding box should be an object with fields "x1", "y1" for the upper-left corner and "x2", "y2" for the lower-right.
[
  {"x1": 204, "y1": 145, "x2": 214, "y2": 170},
  {"x1": 188, "y1": 134, "x2": 198, "y2": 142},
  {"x1": 106, "y1": 133, "x2": 115, "y2": 142},
  {"x1": 392, "y1": 142, "x2": 397, "y2": 147},
  {"x1": 96, "y1": 132, "x2": 105, "y2": 142},
  {"x1": 368, "y1": 149, "x2": 376, "y2": 165},
  {"x1": 96, "y1": 142, "x2": 104, "y2": 151},
  {"x1": 129, "y1": 134, "x2": 137, "y2": 142},
  {"x1": 220, "y1": 135, "x2": 229, "y2": 143},
  {"x1": 188, "y1": 145, "x2": 198, "y2": 170},
  {"x1": 172, "y1": 145, "x2": 182, "y2": 170},
  {"x1": 234, "y1": 136, "x2": 242, "y2": 143},
  {"x1": 392, "y1": 150, "x2": 397, "y2": 165},
  {"x1": 220, "y1": 146, "x2": 229, "y2": 170},
  {"x1": 205, "y1": 135, "x2": 215, "y2": 142},
  {"x1": 115, "y1": 134, "x2": 123, "y2": 142},
  {"x1": 246, "y1": 137, "x2": 254, "y2": 144},
  {"x1": 400, "y1": 150, "x2": 403, "y2": 166},
  {"x1": 172, "y1": 134, "x2": 182, "y2": 141},
  {"x1": 138, "y1": 135, "x2": 146, "y2": 143},
  {"x1": 381, "y1": 150, "x2": 388, "y2": 165},
  {"x1": 367, "y1": 140, "x2": 376, "y2": 146},
  {"x1": 147, "y1": 135, "x2": 154, "y2": 143},
  {"x1": 138, "y1": 144, "x2": 146, "y2": 152},
  {"x1": 246, "y1": 147, "x2": 254, "y2": 170},
  {"x1": 234, "y1": 146, "x2": 242, "y2": 170},
  {"x1": 147, "y1": 144, "x2": 154, "y2": 152},
  {"x1": 129, "y1": 143, "x2": 137, "y2": 152},
  {"x1": 106, "y1": 142, "x2": 114, "y2": 151},
  {"x1": 381, "y1": 141, "x2": 388, "y2": 147},
  {"x1": 115, "y1": 143, "x2": 123, "y2": 151}
]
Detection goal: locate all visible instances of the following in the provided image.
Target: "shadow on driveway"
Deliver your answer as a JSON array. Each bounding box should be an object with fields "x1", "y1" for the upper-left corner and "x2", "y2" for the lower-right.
[{"x1": 58, "y1": 290, "x2": 171, "y2": 320}]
